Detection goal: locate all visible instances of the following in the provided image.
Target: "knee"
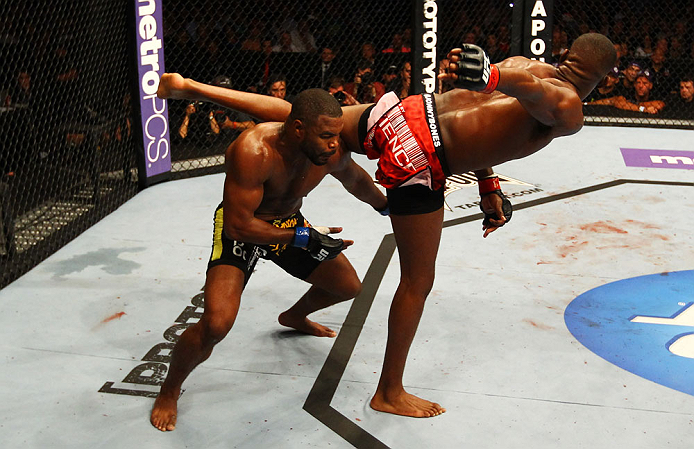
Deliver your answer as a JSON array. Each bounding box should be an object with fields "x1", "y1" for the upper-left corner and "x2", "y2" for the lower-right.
[
  {"x1": 399, "y1": 269, "x2": 435, "y2": 297},
  {"x1": 342, "y1": 277, "x2": 362, "y2": 300},
  {"x1": 200, "y1": 314, "x2": 236, "y2": 345}
]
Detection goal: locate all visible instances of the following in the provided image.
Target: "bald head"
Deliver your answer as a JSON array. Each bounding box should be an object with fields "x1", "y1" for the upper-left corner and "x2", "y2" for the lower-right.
[
  {"x1": 569, "y1": 33, "x2": 617, "y2": 77},
  {"x1": 288, "y1": 88, "x2": 343, "y2": 127},
  {"x1": 559, "y1": 33, "x2": 617, "y2": 99}
]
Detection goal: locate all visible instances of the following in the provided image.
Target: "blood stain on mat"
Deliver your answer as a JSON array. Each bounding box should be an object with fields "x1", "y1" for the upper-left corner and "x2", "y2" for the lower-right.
[
  {"x1": 102, "y1": 311, "x2": 126, "y2": 323},
  {"x1": 580, "y1": 221, "x2": 628, "y2": 234}
]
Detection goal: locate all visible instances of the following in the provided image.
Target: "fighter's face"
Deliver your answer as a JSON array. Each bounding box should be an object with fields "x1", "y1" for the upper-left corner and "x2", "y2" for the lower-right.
[
  {"x1": 680, "y1": 81, "x2": 694, "y2": 101},
  {"x1": 634, "y1": 77, "x2": 652, "y2": 97},
  {"x1": 300, "y1": 115, "x2": 343, "y2": 166}
]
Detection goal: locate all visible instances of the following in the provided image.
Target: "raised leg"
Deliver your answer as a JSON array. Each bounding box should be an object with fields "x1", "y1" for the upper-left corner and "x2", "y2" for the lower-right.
[
  {"x1": 150, "y1": 264, "x2": 244, "y2": 431},
  {"x1": 370, "y1": 208, "x2": 447, "y2": 417}
]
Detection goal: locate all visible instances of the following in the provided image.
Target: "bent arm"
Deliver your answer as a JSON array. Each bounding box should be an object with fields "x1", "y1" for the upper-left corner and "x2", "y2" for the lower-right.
[
  {"x1": 222, "y1": 137, "x2": 295, "y2": 245},
  {"x1": 158, "y1": 73, "x2": 292, "y2": 122},
  {"x1": 495, "y1": 68, "x2": 583, "y2": 132},
  {"x1": 331, "y1": 154, "x2": 387, "y2": 211}
]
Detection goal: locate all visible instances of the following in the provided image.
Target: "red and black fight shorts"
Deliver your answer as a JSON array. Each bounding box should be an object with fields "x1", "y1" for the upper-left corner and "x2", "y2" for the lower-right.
[
  {"x1": 359, "y1": 92, "x2": 451, "y2": 215},
  {"x1": 207, "y1": 204, "x2": 322, "y2": 286}
]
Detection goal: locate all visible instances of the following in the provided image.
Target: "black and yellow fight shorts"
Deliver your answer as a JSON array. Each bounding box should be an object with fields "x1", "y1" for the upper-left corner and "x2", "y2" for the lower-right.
[{"x1": 207, "y1": 203, "x2": 322, "y2": 285}]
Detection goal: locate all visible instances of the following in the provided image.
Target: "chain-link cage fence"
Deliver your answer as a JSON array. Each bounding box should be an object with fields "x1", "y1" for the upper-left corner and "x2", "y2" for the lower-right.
[
  {"x1": 163, "y1": 0, "x2": 418, "y2": 178},
  {"x1": 1, "y1": 1, "x2": 138, "y2": 288},
  {"x1": 555, "y1": 0, "x2": 694, "y2": 127},
  {"x1": 2, "y1": 0, "x2": 692, "y2": 287}
]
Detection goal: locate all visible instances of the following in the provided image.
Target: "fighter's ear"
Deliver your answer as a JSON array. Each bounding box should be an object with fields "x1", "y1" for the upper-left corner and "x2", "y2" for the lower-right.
[
  {"x1": 291, "y1": 119, "x2": 305, "y2": 138},
  {"x1": 559, "y1": 48, "x2": 570, "y2": 63}
]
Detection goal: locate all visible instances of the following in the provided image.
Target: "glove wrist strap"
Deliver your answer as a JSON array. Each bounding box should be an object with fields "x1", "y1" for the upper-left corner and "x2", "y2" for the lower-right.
[
  {"x1": 478, "y1": 176, "x2": 501, "y2": 195},
  {"x1": 292, "y1": 227, "x2": 310, "y2": 248},
  {"x1": 481, "y1": 65, "x2": 500, "y2": 94}
]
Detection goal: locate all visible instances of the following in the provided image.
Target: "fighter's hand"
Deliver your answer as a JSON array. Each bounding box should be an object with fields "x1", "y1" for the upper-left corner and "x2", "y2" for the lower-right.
[
  {"x1": 292, "y1": 227, "x2": 352, "y2": 262},
  {"x1": 157, "y1": 73, "x2": 188, "y2": 100},
  {"x1": 440, "y1": 45, "x2": 499, "y2": 93},
  {"x1": 480, "y1": 192, "x2": 513, "y2": 238}
]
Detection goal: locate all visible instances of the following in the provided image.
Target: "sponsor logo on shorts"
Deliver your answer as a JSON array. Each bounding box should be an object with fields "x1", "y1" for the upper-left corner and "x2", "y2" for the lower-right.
[
  {"x1": 423, "y1": 94, "x2": 441, "y2": 148},
  {"x1": 621, "y1": 148, "x2": 694, "y2": 170},
  {"x1": 565, "y1": 271, "x2": 694, "y2": 396}
]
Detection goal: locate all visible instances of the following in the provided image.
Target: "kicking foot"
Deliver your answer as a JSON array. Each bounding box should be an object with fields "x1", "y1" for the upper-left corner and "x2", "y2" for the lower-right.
[
  {"x1": 157, "y1": 73, "x2": 187, "y2": 100},
  {"x1": 370, "y1": 390, "x2": 446, "y2": 418},
  {"x1": 278, "y1": 311, "x2": 337, "y2": 337},
  {"x1": 150, "y1": 392, "x2": 178, "y2": 431}
]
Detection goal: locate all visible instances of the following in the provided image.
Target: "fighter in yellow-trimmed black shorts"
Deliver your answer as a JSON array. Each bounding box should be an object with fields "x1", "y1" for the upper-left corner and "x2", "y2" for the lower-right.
[{"x1": 207, "y1": 203, "x2": 322, "y2": 286}]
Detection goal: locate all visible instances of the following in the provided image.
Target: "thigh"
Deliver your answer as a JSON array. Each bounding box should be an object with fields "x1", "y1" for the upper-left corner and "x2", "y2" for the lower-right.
[
  {"x1": 390, "y1": 207, "x2": 444, "y2": 281},
  {"x1": 202, "y1": 264, "x2": 246, "y2": 322}
]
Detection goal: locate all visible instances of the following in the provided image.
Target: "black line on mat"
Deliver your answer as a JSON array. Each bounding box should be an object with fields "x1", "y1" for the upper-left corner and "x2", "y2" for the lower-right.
[{"x1": 303, "y1": 179, "x2": 694, "y2": 448}]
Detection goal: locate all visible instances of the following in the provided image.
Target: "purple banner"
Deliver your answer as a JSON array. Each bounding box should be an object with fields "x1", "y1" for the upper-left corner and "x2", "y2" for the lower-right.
[
  {"x1": 134, "y1": 0, "x2": 171, "y2": 179},
  {"x1": 621, "y1": 148, "x2": 694, "y2": 170}
]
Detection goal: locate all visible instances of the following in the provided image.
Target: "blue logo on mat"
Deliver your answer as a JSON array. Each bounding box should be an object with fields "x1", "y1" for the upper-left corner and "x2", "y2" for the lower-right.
[{"x1": 565, "y1": 270, "x2": 694, "y2": 395}]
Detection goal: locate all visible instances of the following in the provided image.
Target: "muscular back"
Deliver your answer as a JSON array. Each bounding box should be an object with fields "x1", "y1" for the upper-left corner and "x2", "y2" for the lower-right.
[{"x1": 435, "y1": 57, "x2": 584, "y2": 174}]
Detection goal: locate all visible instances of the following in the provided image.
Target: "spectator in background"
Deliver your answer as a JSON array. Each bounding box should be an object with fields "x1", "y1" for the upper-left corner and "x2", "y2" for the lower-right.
[
  {"x1": 485, "y1": 34, "x2": 507, "y2": 63},
  {"x1": 265, "y1": 73, "x2": 291, "y2": 101},
  {"x1": 313, "y1": 46, "x2": 341, "y2": 90},
  {"x1": 632, "y1": 22, "x2": 653, "y2": 58},
  {"x1": 401, "y1": 28, "x2": 413, "y2": 53},
  {"x1": 461, "y1": 31, "x2": 477, "y2": 45},
  {"x1": 613, "y1": 61, "x2": 642, "y2": 97},
  {"x1": 585, "y1": 66, "x2": 621, "y2": 104},
  {"x1": 346, "y1": 61, "x2": 384, "y2": 104},
  {"x1": 613, "y1": 70, "x2": 666, "y2": 114},
  {"x1": 381, "y1": 64, "x2": 399, "y2": 87},
  {"x1": 612, "y1": 42, "x2": 625, "y2": 70},
  {"x1": 384, "y1": 61, "x2": 411, "y2": 100},
  {"x1": 358, "y1": 42, "x2": 377, "y2": 69},
  {"x1": 648, "y1": 48, "x2": 674, "y2": 98},
  {"x1": 290, "y1": 17, "x2": 317, "y2": 53},
  {"x1": 382, "y1": 32, "x2": 411, "y2": 53},
  {"x1": 177, "y1": 76, "x2": 255, "y2": 143},
  {"x1": 241, "y1": 20, "x2": 264, "y2": 51},
  {"x1": 327, "y1": 75, "x2": 359, "y2": 106},
  {"x1": 5, "y1": 70, "x2": 31, "y2": 106},
  {"x1": 272, "y1": 32, "x2": 299, "y2": 52},
  {"x1": 666, "y1": 76, "x2": 694, "y2": 117}
]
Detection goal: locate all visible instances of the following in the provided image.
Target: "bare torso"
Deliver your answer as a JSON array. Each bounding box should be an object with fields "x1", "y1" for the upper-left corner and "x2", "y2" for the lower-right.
[
  {"x1": 339, "y1": 57, "x2": 583, "y2": 174},
  {"x1": 227, "y1": 122, "x2": 346, "y2": 220}
]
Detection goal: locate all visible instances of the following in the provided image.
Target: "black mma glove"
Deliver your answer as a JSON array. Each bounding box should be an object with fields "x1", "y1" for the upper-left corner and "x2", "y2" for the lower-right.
[
  {"x1": 453, "y1": 44, "x2": 500, "y2": 94},
  {"x1": 291, "y1": 227, "x2": 343, "y2": 262},
  {"x1": 478, "y1": 176, "x2": 512, "y2": 227}
]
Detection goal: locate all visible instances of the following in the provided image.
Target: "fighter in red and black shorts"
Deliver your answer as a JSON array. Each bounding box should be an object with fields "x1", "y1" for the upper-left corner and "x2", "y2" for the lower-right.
[
  {"x1": 358, "y1": 91, "x2": 451, "y2": 215},
  {"x1": 207, "y1": 203, "x2": 322, "y2": 286}
]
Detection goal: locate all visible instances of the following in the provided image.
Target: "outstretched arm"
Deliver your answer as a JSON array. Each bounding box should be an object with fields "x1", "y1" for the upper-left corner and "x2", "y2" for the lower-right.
[
  {"x1": 442, "y1": 47, "x2": 583, "y2": 134},
  {"x1": 331, "y1": 153, "x2": 388, "y2": 212},
  {"x1": 157, "y1": 73, "x2": 292, "y2": 122}
]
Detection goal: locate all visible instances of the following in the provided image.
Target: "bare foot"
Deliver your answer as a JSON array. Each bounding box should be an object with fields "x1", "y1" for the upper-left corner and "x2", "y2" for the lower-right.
[
  {"x1": 150, "y1": 392, "x2": 178, "y2": 431},
  {"x1": 278, "y1": 311, "x2": 337, "y2": 337},
  {"x1": 370, "y1": 389, "x2": 446, "y2": 418},
  {"x1": 157, "y1": 73, "x2": 187, "y2": 100}
]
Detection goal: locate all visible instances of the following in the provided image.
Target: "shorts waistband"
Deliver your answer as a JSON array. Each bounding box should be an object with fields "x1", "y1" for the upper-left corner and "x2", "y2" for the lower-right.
[
  {"x1": 358, "y1": 104, "x2": 375, "y2": 153},
  {"x1": 421, "y1": 93, "x2": 451, "y2": 177}
]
